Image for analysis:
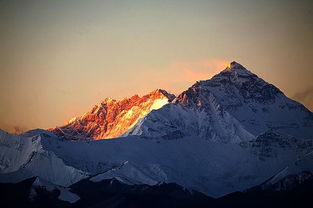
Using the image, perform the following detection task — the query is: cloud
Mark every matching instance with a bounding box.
[137,58,229,95]
[12,126,27,134]
[293,86,313,112]
[0,123,28,134]
[170,59,229,82]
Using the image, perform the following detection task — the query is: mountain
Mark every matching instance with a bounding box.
[50,61,313,142]
[0,61,313,206]
[49,89,175,140]
[125,61,313,141]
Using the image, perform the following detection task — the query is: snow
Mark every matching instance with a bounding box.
[126,61,313,142]
[0,131,89,186]
[30,177,80,203]
[58,187,80,203]
[199,66,313,139]
[125,99,255,143]
[90,161,159,186]
[266,150,313,185]
[0,122,312,198]
[150,98,169,111]
[0,62,312,198]
[49,89,175,140]
[0,130,43,173]
[1,129,311,198]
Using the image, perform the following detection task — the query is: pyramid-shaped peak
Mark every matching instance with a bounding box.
[227,61,247,70]
[218,61,254,77]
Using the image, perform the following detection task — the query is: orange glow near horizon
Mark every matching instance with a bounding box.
[171,59,230,80]
[2,59,230,134]
[1,0,313,134]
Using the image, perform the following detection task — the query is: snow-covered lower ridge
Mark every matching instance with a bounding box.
[1,129,312,198]
[240,130,313,159]
[251,150,313,191]
[0,129,43,173]
[29,177,80,203]
[0,130,89,186]
[90,161,160,186]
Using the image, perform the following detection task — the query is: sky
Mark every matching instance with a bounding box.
[0,0,313,133]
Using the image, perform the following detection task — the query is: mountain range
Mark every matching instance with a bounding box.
[0,61,312,207]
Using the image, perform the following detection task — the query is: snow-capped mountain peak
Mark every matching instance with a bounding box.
[49,89,175,140]
[1,61,313,202]
[227,61,247,70]
[220,61,254,76]
[126,62,313,140]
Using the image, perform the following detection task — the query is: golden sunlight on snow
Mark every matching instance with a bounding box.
[50,90,173,140]
[150,98,169,111]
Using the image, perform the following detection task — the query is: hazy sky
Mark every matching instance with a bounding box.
[1,0,313,133]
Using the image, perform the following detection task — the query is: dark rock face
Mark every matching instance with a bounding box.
[2,173,313,208]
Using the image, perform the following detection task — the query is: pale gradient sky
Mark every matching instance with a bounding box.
[0,0,313,133]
